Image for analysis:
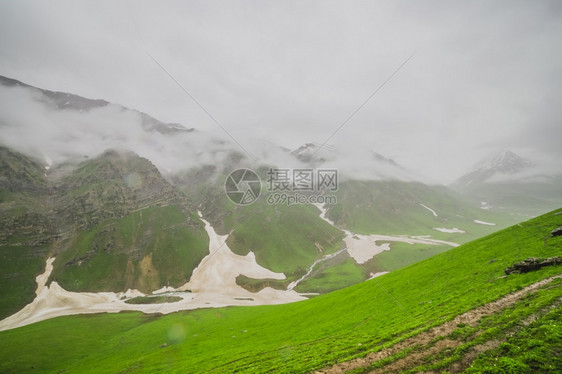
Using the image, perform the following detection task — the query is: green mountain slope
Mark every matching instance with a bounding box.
[46,150,209,293]
[0,147,53,319]
[177,170,530,294]
[176,165,346,289]
[454,177,562,217]
[326,180,520,239]
[1,208,560,373]
[0,147,209,318]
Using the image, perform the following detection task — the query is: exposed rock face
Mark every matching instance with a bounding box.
[0,147,188,245]
[552,227,562,237]
[52,149,184,231]
[0,146,207,299]
[505,257,562,275]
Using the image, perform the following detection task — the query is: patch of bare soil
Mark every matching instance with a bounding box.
[316,275,561,374]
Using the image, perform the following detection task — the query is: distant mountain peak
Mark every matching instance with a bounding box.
[454,150,535,187]
[290,143,337,163]
[476,150,534,174]
[372,151,400,167]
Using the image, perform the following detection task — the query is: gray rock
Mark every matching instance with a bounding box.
[505,256,562,275]
[552,227,562,237]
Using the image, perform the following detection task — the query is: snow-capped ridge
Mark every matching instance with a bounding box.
[453,150,536,187]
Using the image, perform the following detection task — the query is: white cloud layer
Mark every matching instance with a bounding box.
[0,0,561,183]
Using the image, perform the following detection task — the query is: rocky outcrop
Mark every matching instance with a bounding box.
[0,146,207,296]
[505,257,562,275]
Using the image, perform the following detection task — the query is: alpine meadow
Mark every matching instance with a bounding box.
[0,1,561,373]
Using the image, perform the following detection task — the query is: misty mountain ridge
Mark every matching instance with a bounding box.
[451,149,562,215]
[0,75,247,177]
[0,75,558,186]
[0,75,193,136]
[453,150,558,187]
[0,75,425,183]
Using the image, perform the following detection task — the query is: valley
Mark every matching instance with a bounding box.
[0,208,560,373]
[0,199,462,331]
[0,210,305,332]
[0,74,560,373]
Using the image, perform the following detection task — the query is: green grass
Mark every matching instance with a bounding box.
[466,313,561,373]
[0,313,155,373]
[326,180,521,240]
[394,278,562,374]
[225,200,345,278]
[236,274,289,292]
[125,296,184,305]
[0,149,53,319]
[49,205,208,293]
[0,208,560,373]
[368,242,447,271]
[179,168,346,283]
[295,257,366,293]
[0,245,49,320]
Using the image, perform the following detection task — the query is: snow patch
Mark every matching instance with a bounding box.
[0,212,306,332]
[433,227,466,234]
[419,204,438,217]
[473,219,496,226]
[369,272,389,279]
[314,204,458,266]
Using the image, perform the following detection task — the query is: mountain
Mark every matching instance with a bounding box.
[0,75,194,136]
[0,147,210,319]
[290,142,417,181]
[0,76,556,317]
[0,147,55,318]
[290,142,338,164]
[452,150,562,216]
[0,75,236,177]
[0,77,560,372]
[1,208,560,373]
[325,179,515,237]
[454,150,535,187]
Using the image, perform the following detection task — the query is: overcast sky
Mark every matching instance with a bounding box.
[0,0,561,183]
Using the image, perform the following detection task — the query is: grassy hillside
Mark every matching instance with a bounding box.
[1,208,560,373]
[178,165,346,286]
[49,205,208,292]
[47,151,210,293]
[326,180,521,239]
[225,201,345,277]
[292,179,529,293]
[0,148,53,319]
[454,177,562,217]
[0,147,209,317]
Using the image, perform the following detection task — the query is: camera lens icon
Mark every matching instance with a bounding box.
[225,168,261,205]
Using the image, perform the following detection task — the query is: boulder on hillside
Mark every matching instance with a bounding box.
[505,256,562,275]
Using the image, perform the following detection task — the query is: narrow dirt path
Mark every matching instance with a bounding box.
[315,275,561,374]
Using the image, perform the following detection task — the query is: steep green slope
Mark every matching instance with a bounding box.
[294,179,527,292]
[178,165,346,287]
[454,177,562,217]
[172,167,532,294]
[0,147,209,310]
[49,205,208,292]
[0,147,53,319]
[46,150,209,293]
[225,201,345,277]
[1,209,560,373]
[326,180,519,239]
